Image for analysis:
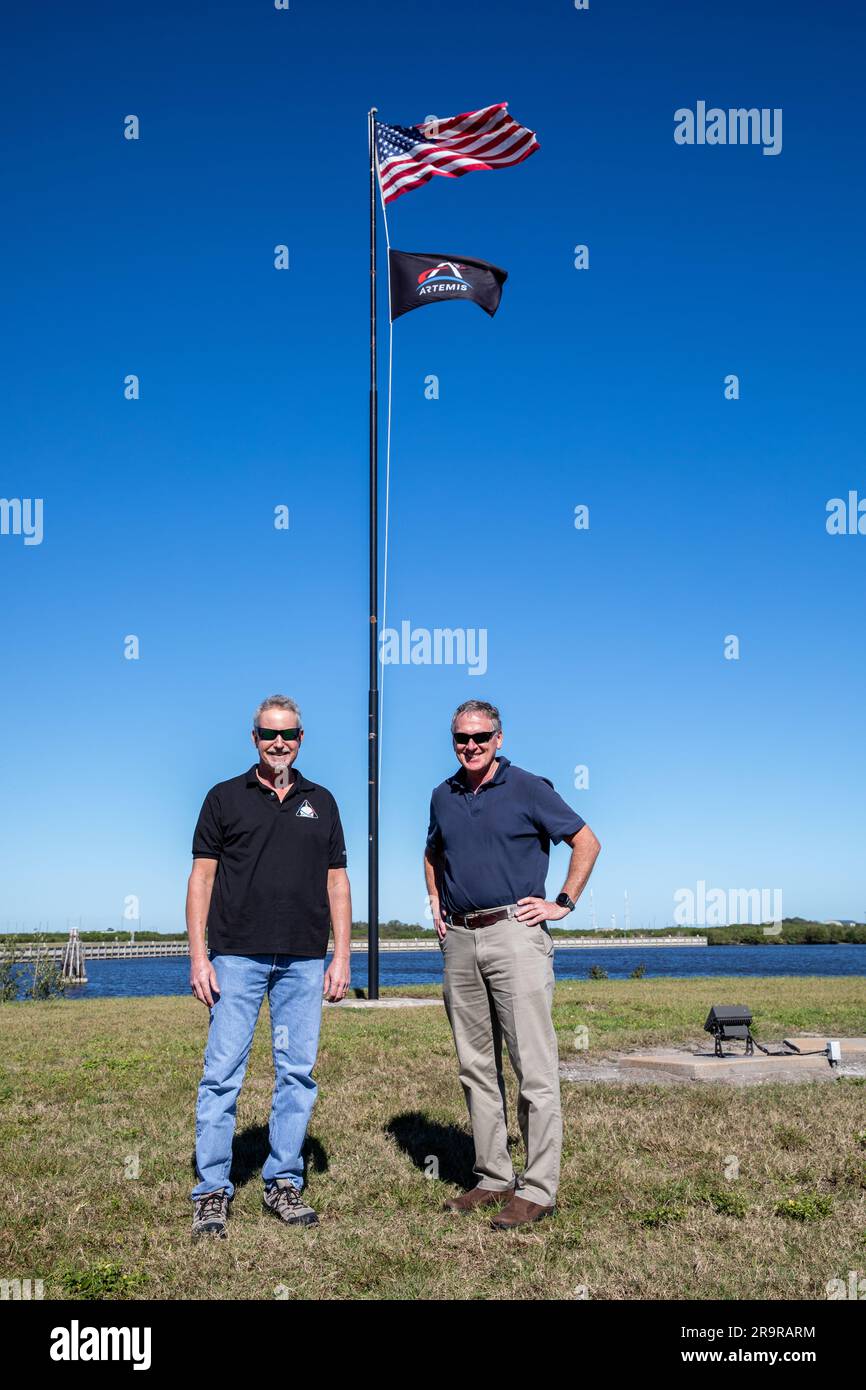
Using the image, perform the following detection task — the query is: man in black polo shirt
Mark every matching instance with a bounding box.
[187,694,351,1237]
[424,699,601,1230]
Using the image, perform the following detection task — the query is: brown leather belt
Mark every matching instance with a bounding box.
[445,905,515,929]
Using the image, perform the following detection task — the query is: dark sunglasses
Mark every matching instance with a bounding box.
[255,726,301,742]
[453,730,497,746]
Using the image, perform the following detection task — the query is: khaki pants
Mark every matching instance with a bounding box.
[440,909,561,1207]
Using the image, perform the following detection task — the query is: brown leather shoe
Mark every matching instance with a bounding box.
[490,1193,555,1230]
[442,1184,515,1214]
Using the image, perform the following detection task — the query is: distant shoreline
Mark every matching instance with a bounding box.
[4,933,866,961]
[2,919,865,954]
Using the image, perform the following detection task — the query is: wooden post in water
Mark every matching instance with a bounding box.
[60,926,87,984]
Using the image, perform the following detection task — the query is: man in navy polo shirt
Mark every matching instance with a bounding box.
[424,699,601,1230]
[186,694,351,1238]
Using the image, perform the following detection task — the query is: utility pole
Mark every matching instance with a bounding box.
[367,106,380,999]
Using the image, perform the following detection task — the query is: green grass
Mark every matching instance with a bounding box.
[1,976,864,1300]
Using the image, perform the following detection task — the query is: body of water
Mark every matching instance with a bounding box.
[30,943,866,999]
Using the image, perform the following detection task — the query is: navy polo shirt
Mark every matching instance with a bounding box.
[426,756,586,915]
[192,764,347,957]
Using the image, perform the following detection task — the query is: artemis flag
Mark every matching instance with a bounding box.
[388,251,508,322]
[375,102,539,204]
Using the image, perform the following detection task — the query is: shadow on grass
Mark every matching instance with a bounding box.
[386,1110,484,1189]
[188,1126,329,1190]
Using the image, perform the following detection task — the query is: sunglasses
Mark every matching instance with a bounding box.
[453,730,497,746]
[255,726,301,742]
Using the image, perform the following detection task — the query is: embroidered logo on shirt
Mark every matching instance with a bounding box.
[296,799,318,819]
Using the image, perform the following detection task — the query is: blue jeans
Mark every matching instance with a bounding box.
[191,952,324,1200]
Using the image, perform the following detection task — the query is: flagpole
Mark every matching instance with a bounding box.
[367,107,380,1000]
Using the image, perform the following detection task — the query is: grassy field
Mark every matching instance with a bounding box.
[1,976,865,1301]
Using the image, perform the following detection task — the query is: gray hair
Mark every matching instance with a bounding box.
[252,694,303,729]
[450,700,501,735]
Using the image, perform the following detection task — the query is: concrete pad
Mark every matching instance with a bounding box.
[619,1048,830,1083]
[324,997,444,1010]
[561,1038,866,1087]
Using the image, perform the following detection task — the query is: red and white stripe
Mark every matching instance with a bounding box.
[377,102,540,205]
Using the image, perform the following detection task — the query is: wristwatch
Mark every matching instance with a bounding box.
[555,892,576,912]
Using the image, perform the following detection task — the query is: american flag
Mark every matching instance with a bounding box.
[375,102,539,205]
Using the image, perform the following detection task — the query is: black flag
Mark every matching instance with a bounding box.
[388,250,508,321]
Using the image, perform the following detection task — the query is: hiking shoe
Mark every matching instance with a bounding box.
[191,1188,230,1239]
[263,1178,318,1227]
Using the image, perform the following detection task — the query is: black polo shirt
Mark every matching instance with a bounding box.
[192,764,347,957]
[426,756,585,916]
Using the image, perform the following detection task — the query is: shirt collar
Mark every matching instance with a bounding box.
[447,755,511,792]
[246,763,314,795]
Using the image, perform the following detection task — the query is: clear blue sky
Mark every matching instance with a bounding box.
[1,0,863,932]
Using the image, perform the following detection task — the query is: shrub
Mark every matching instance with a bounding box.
[636,1202,685,1228]
[59,1263,148,1300]
[0,957,18,1003]
[705,1187,749,1218]
[774,1194,833,1221]
[30,958,68,1000]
